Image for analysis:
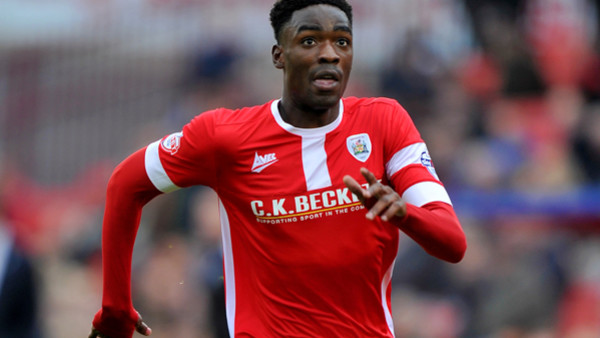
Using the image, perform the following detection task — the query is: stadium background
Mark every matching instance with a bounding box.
[1,0,599,337]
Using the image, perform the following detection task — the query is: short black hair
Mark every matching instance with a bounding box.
[270,0,353,43]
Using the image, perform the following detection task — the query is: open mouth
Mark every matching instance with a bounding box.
[313,70,340,91]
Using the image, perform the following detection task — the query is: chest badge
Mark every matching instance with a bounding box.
[346,133,372,162]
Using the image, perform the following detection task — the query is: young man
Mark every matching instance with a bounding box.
[89,0,466,337]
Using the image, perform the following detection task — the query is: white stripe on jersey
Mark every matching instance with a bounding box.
[385,142,431,179]
[302,136,332,190]
[402,181,452,207]
[386,142,451,206]
[271,99,344,191]
[219,199,236,337]
[381,255,397,337]
[145,140,180,193]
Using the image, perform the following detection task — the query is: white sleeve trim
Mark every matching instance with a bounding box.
[145,140,180,193]
[386,142,427,178]
[402,181,452,207]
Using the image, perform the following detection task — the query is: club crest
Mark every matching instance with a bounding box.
[346,133,372,162]
[161,131,183,155]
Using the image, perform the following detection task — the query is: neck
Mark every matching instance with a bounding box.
[278,99,340,128]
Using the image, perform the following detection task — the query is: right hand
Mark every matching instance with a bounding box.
[343,167,407,222]
[88,311,152,338]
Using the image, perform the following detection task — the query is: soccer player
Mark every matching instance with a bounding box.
[89,0,467,337]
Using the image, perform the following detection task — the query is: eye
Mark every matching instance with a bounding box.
[337,38,350,47]
[301,37,317,46]
[337,38,352,47]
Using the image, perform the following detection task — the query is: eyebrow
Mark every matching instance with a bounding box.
[334,25,352,35]
[297,24,322,34]
[296,24,352,35]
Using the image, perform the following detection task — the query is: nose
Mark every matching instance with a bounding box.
[318,41,340,64]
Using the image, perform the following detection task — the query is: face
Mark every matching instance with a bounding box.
[272,5,353,112]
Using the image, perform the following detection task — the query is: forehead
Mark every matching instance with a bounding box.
[285,4,351,35]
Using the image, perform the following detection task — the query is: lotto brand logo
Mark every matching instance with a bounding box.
[251,152,278,173]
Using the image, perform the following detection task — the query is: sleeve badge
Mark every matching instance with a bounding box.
[160,131,183,155]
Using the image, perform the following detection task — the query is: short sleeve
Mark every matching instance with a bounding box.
[145,110,222,192]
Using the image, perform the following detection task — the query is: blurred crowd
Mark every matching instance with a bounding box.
[1,0,600,337]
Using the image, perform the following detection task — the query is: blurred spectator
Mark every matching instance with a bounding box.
[465,219,566,335]
[581,53,600,102]
[524,0,596,88]
[0,223,42,338]
[464,0,524,50]
[557,238,600,336]
[379,31,441,124]
[0,149,42,338]
[573,103,600,182]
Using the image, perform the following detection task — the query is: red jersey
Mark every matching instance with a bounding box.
[143,97,456,337]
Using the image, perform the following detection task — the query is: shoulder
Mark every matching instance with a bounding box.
[194,101,273,125]
[343,96,410,119]
[344,96,400,108]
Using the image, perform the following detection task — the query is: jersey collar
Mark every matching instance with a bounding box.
[270,99,344,137]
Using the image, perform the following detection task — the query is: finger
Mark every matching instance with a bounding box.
[365,181,392,201]
[365,191,399,220]
[136,321,152,336]
[135,315,152,336]
[360,168,385,199]
[88,327,103,338]
[342,175,367,202]
[360,167,379,186]
[380,200,407,222]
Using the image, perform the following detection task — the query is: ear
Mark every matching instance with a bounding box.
[272,45,284,69]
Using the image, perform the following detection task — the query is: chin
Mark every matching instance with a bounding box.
[310,93,342,109]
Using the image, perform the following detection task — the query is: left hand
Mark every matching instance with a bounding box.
[88,327,109,338]
[343,167,407,222]
[88,311,151,338]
